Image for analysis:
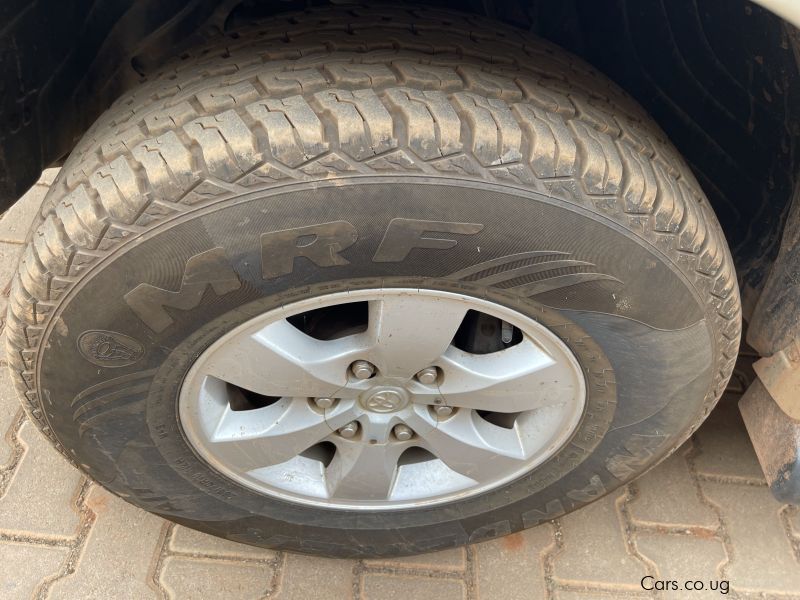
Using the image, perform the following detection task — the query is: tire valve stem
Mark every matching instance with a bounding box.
[501,320,514,344]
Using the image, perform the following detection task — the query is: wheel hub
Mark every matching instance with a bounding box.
[359,387,409,413]
[179,288,586,510]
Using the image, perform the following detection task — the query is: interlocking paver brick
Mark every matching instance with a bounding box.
[46,485,163,599]
[553,590,650,600]
[0,242,22,294]
[0,169,57,244]
[699,480,800,594]
[169,525,278,559]
[629,443,717,530]
[362,573,465,600]
[791,506,800,539]
[474,526,552,599]
[365,547,466,571]
[635,532,727,600]
[0,421,82,539]
[692,396,764,482]
[0,541,69,600]
[0,367,22,467]
[0,240,25,466]
[36,169,58,187]
[160,556,276,599]
[553,488,646,589]
[275,553,355,599]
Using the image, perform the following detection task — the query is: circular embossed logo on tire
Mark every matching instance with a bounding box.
[77,330,145,367]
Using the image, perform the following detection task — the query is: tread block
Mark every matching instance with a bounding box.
[313,89,397,160]
[513,103,576,178]
[617,142,657,214]
[324,63,397,87]
[184,110,259,181]
[458,66,522,101]
[384,88,462,160]
[196,81,260,112]
[32,217,72,278]
[257,67,328,96]
[452,92,522,166]
[516,76,575,116]
[365,149,420,172]
[144,101,198,136]
[55,185,108,250]
[571,121,623,195]
[652,163,686,233]
[131,132,198,201]
[246,96,328,167]
[89,156,145,223]
[392,61,462,91]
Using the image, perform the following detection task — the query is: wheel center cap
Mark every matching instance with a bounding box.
[359,387,409,413]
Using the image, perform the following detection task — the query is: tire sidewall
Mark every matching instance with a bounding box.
[36,176,717,555]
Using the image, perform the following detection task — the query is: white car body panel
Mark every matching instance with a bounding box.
[756,0,800,28]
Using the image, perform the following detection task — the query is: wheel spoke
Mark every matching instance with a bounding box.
[414,339,580,413]
[366,294,468,378]
[204,397,340,471]
[202,319,366,398]
[325,439,404,501]
[417,409,528,481]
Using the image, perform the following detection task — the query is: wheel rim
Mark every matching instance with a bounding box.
[178,288,586,510]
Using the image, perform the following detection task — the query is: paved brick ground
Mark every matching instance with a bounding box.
[1,172,799,599]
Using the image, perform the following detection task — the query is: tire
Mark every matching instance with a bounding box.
[7,5,741,557]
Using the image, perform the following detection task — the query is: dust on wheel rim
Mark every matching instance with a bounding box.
[178,288,587,510]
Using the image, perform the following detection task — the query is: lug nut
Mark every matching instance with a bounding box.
[434,405,453,417]
[351,360,376,380]
[393,424,414,441]
[415,366,439,385]
[338,422,359,438]
[314,397,334,409]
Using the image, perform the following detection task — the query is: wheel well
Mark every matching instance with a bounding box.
[1,0,798,293]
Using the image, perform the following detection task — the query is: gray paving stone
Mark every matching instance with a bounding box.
[275,553,355,599]
[629,443,718,530]
[0,227,27,466]
[169,525,278,560]
[693,396,764,482]
[553,589,650,600]
[362,573,465,600]
[47,485,164,600]
[699,480,800,594]
[0,421,82,539]
[791,506,800,539]
[635,532,728,600]
[553,488,647,589]
[0,170,55,244]
[365,547,466,571]
[0,240,23,293]
[0,365,23,467]
[160,555,275,599]
[36,168,59,187]
[0,540,69,600]
[474,525,553,599]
